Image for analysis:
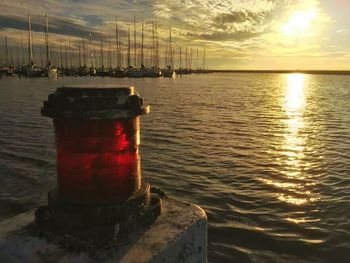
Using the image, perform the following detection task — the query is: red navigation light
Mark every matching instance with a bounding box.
[41,86,149,204]
[55,117,140,203]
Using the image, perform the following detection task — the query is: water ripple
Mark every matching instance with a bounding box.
[0,74,349,262]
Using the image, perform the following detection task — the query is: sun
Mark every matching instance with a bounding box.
[282,9,317,36]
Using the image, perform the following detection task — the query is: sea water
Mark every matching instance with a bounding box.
[0,73,349,262]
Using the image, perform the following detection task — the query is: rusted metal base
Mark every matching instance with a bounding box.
[34,181,161,249]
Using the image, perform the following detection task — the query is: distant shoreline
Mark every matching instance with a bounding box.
[208,70,350,76]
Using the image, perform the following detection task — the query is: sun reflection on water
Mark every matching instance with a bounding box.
[275,74,318,207]
[281,74,306,179]
[259,73,321,211]
[285,74,306,112]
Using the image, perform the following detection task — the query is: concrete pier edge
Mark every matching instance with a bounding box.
[0,197,207,263]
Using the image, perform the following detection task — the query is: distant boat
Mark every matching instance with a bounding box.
[96,66,110,77]
[89,66,97,77]
[147,68,162,78]
[48,67,57,79]
[162,66,176,78]
[131,66,162,78]
[25,64,44,77]
[113,68,126,78]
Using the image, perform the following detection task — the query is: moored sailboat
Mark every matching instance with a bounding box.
[163,28,176,78]
[25,13,44,77]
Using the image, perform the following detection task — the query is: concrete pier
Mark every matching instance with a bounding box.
[0,197,207,263]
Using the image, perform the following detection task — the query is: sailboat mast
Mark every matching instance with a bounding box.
[0,42,2,67]
[203,45,206,69]
[45,14,50,68]
[127,25,131,68]
[89,33,93,67]
[69,39,72,69]
[156,24,160,68]
[119,40,123,67]
[40,46,44,67]
[16,45,19,68]
[59,41,62,68]
[94,45,97,67]
[133,16,136,68]
[138,42,141,67]
[190,47,193,70]
[4,36,8,67]
[64,42,68,68]
[21,38,25,65]
[10,47,13,67]
[169,28,173,69]
[78,43,81,68]
[109,34,112,69]
[28,13,33,67]
[100,32,104,68]
[82,36,86,67]
[152,22,155,68]
[141,20,144,67]
[115,16,119,68]
[179,47,182,69]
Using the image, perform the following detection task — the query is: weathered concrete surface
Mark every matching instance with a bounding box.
[0,198,207,263]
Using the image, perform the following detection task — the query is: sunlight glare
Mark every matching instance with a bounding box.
[282,9,317,36]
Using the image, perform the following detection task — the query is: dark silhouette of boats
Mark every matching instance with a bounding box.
[0,14,211,79]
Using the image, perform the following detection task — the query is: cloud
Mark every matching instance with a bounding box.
[213,10,266,25]
[152,0,294,44]
[79,15,104,27]
[187,30,263,41]
[0,0,154,24]
[0,14,102,40]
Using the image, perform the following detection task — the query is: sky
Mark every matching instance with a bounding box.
[0,0,349,69]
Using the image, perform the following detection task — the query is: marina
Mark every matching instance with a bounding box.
[0,14,209,79]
